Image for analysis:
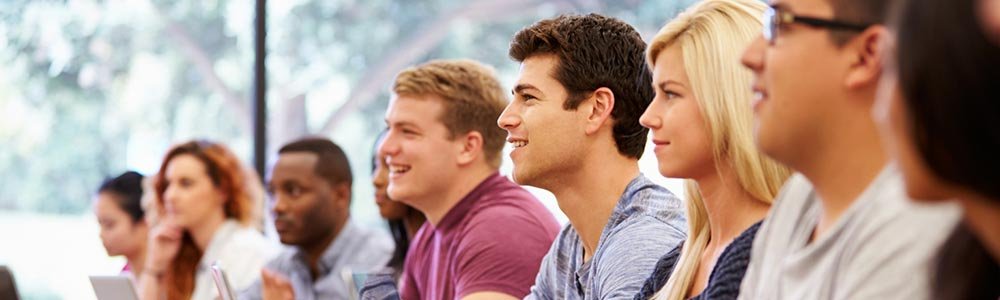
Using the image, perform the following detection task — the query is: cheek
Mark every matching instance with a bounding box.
[102,224,126,247]
[660,103,715,177]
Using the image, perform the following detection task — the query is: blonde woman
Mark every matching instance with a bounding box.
[634,0,790,299]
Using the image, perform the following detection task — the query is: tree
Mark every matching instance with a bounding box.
[0,0,695,214]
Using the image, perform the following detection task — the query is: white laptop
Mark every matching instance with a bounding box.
[89,275,139,300]
[210,261,237,300]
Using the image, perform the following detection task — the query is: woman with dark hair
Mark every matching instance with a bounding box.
[139,140,277,300]
[371,131,426,278]
[875,0,1000,298]
[94,171,148,278]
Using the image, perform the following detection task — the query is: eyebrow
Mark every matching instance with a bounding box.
[655,80,686,91]
[512,84,544,97]
[386,119,421,129]
[770,2,790,10]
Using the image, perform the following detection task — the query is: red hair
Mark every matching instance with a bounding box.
[151,140,262,299]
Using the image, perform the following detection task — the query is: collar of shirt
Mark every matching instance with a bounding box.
[290,218,362,278]
[433,172,504,231]
[199,219,242,271]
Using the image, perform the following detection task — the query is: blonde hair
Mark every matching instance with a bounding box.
[647,1,791,299]
[392,59,509,168]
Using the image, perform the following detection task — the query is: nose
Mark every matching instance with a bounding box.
[741,35,767,72]
[378,132,400,159]
[271,193,288,215]
[372,160,388,188]
[163,184,178,209]
[639,97,663,130]
[497,102,521,130]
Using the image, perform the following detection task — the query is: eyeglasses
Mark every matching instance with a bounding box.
[764,5,873,44]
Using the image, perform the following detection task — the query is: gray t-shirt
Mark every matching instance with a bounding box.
[738,167,961,300]
[526,174,687,300]
[239,220,394,300]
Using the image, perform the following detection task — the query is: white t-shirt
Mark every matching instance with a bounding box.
[191,220,278,300]
[738,166,961,300]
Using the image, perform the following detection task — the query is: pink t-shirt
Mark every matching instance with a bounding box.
[400,173,560,300]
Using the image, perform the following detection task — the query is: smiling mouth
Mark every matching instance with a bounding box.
[508,139,528,148]
[389,165,411,175]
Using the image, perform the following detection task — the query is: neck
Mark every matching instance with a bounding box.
[126,244,147,276]
[301,218,346,278]
[190,211,227,251]
[695,164,770,247]
[958,194,1000,263]
[545,147,639,261]
[419,165,495,226]
[403,210,426,239]
[795,114,887,240]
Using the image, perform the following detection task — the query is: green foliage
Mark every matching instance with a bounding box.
[0,0,696,214]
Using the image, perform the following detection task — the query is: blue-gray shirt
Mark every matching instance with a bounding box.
[239,219,394,300]
[526,174,687,300]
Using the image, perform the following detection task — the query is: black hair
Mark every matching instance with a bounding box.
[372,129,410,270]
[97,171,146,223]
[827,0,893,45]
[278,137,353,187]
[892,0,1000,298]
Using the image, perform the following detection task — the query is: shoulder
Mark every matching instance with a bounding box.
[712,222,763,281]
[843,169,961,251]
[229,226,277,251]
[463,186,559,236]
[752,173,814,245]
[605,211,686,251]
[260,247,299,272]
[768,173,815,213]
[843,172,961,258]
[351,222,395,250]
[634,245,683,300]
[616,176,687,233]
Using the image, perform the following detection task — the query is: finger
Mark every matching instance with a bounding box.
[274,275,292,288]
[261,269,274,286]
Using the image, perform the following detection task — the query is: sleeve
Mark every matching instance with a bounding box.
[593,216,685,300]
[226,235,279,291]
[399,252,421,300]
[736,217,773,300]
[453,206,556,299]
[525,230,564,300]
[736,176,802,300]
[237,279,263,300]
[236,247,283,300]
[836,202,961,300]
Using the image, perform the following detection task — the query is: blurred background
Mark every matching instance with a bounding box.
[0,0,696,298]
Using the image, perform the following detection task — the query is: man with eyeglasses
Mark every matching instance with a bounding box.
[737,0,961,299]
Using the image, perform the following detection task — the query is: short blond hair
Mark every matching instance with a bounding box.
[392,59,509,168]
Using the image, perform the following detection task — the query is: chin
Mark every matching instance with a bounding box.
[278,236,297,245]
[512,171,535,186]
[387,191,410,203]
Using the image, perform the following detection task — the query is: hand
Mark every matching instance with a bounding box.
[145,220,184,276]
[261,269,295,300]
